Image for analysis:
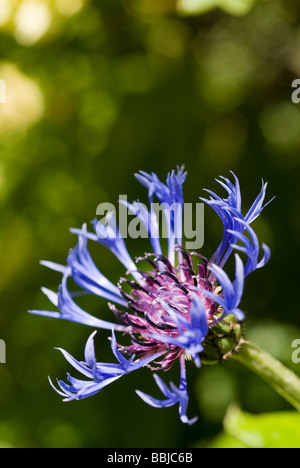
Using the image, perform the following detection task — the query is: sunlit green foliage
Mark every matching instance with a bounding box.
[207,407,300,448]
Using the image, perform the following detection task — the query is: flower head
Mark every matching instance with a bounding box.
[31,168,272,424]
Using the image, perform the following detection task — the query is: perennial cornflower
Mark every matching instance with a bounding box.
[31,168,273,424]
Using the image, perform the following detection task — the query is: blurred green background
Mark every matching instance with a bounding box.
[0,0,300,448]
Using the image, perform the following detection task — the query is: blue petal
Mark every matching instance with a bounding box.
[200,255,246,321]
[209,263,235,308]
[190,295,208,336]
[40,261,68,274]
[67,226,127,306]
[71,215,141,283]
[135,166,187,264]
[40,287,58,307]
[135,390,175,409]
[110,330,132,369]
[201,174,273,269]
[228,218,271,276]
[32,269,125,331]
[51,331,165,402]
[57,375,121,401]
[257,243,271,269]
[246,181,275,225]
[136,358,197,425]
[153,374,176,399]
[55,347,93,379]
[119,200,162,255]
[84,331,98,369]
[233,254,245,308]
[147,296,208,368]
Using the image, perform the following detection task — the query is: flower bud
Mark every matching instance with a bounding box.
[200,314,242,364]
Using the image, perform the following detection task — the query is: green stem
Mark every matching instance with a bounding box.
[232,340,300,412]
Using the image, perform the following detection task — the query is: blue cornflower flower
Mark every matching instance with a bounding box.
[31,168,272,424]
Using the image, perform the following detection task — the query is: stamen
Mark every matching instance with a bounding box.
[144,313,177,331]
[157,271,180,283]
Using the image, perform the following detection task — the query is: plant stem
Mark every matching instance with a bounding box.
[232,340,300,411]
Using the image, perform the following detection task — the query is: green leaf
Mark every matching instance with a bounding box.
[224,406,300,448]
[206,433,248,448]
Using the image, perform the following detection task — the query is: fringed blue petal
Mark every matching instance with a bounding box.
[119,200,162,255]
[136,357,197,425]
[71,214,141,283]
[201,173,273,268]
[67,225,127,306]
[246,181,275,225]
[202,254,246,321]
[50,331,164,401]
[30,269,125,331]
[228,218,271,276]
[135,166,187,264]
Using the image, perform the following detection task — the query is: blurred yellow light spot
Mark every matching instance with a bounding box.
[260,102,300,170]
[14,0,52,46]
[177,0,216,15]
[0,79,6,103]
[55,0,85,16]
[218,0,257,16]
[0,0,12,26]
[260,102,300,149]
[196,40,257,110]
[0,63,45,137]
[177,0,257,15]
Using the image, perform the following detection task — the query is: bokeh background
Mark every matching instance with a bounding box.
[0,0,300,448]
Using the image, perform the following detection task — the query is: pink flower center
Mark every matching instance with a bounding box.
[109,248,219,371]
